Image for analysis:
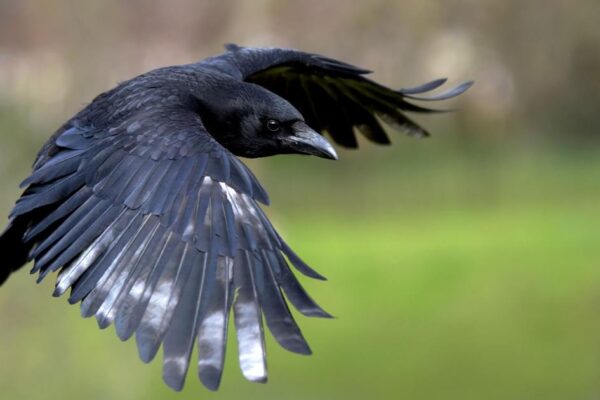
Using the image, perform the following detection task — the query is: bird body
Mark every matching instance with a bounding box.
[0,44,471,391]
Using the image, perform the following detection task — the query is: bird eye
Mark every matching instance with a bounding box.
[266,119,281,132]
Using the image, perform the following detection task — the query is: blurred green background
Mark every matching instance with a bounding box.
[1,1,599,399]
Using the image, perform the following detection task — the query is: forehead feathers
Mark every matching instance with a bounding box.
[235,84,303,122]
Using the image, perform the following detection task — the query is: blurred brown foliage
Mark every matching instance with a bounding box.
[0,0,598,142]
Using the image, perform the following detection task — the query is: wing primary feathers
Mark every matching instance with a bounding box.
[399,80,474,101]
[233,249,267,383]
[365,83,445,114]
[398,78,448,94]
[254,251,311,355]
[279,239,327,281]
[340,84,431,137]
[162,251,207,391]
[376,112,429,138]
[197,255,234,391]
[270,251,332,318]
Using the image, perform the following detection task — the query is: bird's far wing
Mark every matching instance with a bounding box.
[225,44,472,147]
[11,107,331,391]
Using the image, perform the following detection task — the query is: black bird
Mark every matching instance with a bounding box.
[0,44,471,391]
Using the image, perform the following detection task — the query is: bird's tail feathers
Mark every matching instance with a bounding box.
[0,217,31,286]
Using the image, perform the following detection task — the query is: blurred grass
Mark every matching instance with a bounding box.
[1,132,599,399]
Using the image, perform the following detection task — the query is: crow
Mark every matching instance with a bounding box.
[0,44,471,391]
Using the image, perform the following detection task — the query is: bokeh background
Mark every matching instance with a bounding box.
[1,1,599,399]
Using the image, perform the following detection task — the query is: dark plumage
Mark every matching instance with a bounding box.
[0,44,471,391]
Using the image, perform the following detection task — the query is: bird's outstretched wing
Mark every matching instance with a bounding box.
[9,106,330,391]
[223,43,472,147]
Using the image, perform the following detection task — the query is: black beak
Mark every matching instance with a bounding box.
[285,121,338,160]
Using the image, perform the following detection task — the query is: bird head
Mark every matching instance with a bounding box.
[199,82,338,160]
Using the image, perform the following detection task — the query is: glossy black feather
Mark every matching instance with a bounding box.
[255,253,312,355]
[30,196,107,263]
[79,211,148,319]
[233,249,267,382]
[270,251,332,318]
[23,186,91,242]
[162,250,207,391]
[197,255,233,391]
[399,78,448,94]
